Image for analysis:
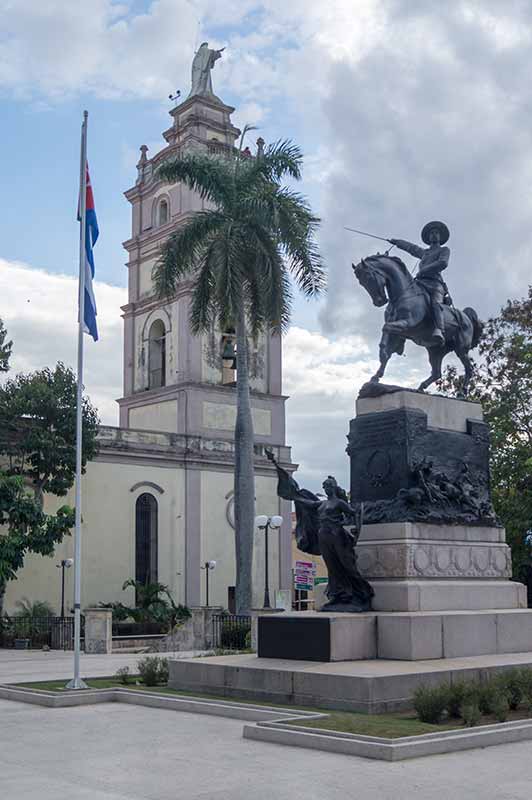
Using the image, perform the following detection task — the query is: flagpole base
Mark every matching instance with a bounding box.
[66,677,89,690]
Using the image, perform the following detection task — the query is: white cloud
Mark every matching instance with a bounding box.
[3,0,532,487]
[283,325,426,489]
[0,258,126,424]
[0,0,384,104]
[0,258,404,490]
[0,0,199,100]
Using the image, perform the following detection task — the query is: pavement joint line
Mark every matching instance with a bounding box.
[4,682,532,761]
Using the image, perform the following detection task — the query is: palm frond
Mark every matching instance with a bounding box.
[269,187,326,297]
[249,243,292,335]
[152,211,226,298]
[157,154,234,206]
[235,138,303,193]
[188,243,218,334]
[213,226,249,324]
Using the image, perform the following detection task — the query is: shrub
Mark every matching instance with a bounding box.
[461,702,481,727]
[115,666,131,685]
[477,681,500,715]
[14,598,55,618]
[492,693,509,723]
[413,684,450,724]
[137,656,169,686]
[98,602,131,622]
[220,620,250,650]
[447,682,476,718]
[518,668,532,711]
[498,671,523,710]
[157,658,169,684]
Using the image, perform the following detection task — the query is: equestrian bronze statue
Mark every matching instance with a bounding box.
[352,221,482,394]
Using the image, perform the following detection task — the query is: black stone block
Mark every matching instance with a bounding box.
[258,615,331,661]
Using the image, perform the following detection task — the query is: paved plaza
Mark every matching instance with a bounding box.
[1,696,532,800]
[0,648,200,685]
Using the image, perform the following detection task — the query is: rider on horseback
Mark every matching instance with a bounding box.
[389,221,450,346]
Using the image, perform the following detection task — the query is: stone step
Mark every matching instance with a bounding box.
[257,608,532,662]
[168,649,532,714]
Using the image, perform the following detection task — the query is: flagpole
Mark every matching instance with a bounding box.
[67,110,89,690]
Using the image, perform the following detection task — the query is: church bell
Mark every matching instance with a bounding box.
[221,339,237,370]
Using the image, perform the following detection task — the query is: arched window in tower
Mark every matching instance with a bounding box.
[135,493,158,588]
[158,198,169,226]
[148,319,166,389]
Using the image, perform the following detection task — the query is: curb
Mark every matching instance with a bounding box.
[243,716,532,761]
[0,684,319,722]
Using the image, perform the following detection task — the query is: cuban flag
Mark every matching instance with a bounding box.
[79,165,99,341]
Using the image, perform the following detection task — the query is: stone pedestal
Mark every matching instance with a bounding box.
[256,608,532,661]
[347,391,524,614]
[159,606,223,652]
[355,521,524,611]
[348,391,495,527]
[258,612,376,661]
[84,608,112,654]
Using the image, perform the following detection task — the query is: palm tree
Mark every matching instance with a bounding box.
[153,136,325,614]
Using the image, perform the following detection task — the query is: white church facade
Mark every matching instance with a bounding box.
[4,87,295,614]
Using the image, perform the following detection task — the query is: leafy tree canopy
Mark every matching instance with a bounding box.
[0,319,12,373]
[0,362,99,503]
[0,360,100,612]
[439,286,532,571]
[0,472,74,592]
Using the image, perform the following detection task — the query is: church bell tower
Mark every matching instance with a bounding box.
[118,60,286,453]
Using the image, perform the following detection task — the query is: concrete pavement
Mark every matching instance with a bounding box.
[1,698,532,799]
[0,648,203,685]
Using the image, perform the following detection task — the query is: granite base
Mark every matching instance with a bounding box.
[257,609,532,661]
[168,651,532,714]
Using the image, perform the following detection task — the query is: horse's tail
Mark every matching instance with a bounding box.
[463,307,483,349]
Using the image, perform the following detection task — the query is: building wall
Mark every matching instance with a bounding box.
[129,400,178,433]
[199,470,283,608]
[4,459,186,614]
[3,457,288,616]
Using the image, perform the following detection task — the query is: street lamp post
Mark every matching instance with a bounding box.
[201,560,217,606]
[255,515,283,609]
[56,558,74,617]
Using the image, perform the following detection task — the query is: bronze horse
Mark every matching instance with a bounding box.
[353,253,482,394]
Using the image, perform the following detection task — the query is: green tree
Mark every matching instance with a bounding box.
[153,137,325,613]
[0,319,12,373]
[0,473,74,613]
[0,362,99,507]
[439,286,532,572]
[120,578,191,628]
[0,362,100,612]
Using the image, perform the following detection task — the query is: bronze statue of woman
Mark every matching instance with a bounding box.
[266,452,374,612]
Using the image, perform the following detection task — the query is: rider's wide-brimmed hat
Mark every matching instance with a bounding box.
[421,220,450,245]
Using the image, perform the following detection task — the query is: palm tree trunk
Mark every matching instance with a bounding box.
[234,302,255,615]
[0,581,6,618]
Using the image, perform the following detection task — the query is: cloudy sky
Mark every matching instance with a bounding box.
[1,0,532,489]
